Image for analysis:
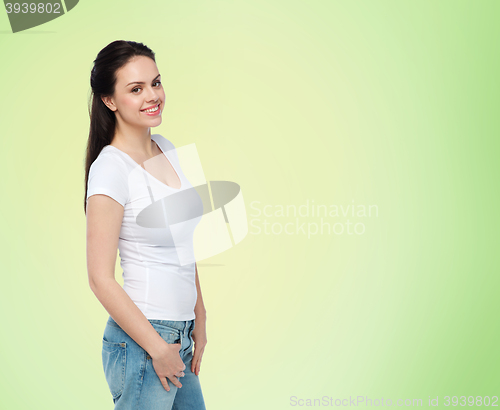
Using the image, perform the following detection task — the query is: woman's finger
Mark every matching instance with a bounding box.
[192,346,205,375]
[160,377,170,392]
[192,345,201,373]
[195,355,203,376]
[167,375,183,389]
[191,346,200,373]
[192,354,200,374]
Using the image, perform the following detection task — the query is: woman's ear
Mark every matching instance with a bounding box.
[101,96,116,112]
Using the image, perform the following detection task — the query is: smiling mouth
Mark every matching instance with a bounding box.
[141,103,160,113]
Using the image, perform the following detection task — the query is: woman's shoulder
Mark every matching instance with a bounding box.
[90,146,129,174]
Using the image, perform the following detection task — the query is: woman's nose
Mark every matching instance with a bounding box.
[148,87,160,101]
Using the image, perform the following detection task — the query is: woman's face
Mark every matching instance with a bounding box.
[103,56,165,129]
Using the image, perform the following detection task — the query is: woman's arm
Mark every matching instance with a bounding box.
[86,194,185,390]
[192,263,207,375]
[194,263,207,319]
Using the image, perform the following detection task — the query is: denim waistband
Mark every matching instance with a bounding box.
[148,318,194,334]
[107,315,194,335]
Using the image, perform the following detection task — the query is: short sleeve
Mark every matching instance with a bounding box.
[86,153,129,207]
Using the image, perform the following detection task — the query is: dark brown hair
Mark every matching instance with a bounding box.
[83,40,156,214]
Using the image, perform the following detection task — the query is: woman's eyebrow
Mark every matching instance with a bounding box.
[126,74,161,87]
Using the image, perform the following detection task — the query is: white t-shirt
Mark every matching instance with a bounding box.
[86,134,203,321]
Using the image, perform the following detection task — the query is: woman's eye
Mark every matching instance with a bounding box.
[132,82,160,93]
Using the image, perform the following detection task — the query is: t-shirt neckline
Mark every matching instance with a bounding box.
[105,135,183,191]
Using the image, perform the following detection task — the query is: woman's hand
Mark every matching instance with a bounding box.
[191,315,207,376]
[150,342,186,391]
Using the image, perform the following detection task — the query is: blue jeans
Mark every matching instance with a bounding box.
[102,315,206,410]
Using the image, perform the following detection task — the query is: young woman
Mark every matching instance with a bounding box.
[84,40,207,409]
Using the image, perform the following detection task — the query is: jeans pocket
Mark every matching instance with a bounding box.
[102,338,127,400]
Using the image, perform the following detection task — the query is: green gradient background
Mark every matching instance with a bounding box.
[0,1,498,409]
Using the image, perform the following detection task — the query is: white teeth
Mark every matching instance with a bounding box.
[143,104,159,113]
